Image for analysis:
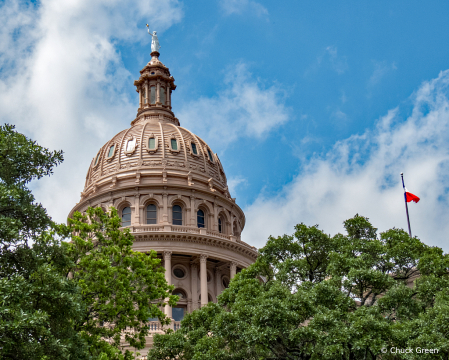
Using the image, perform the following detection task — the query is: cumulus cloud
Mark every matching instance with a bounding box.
[178,62,291,147]
[243,70,449,252]
[0,0,183,224]
[219,0,268,17]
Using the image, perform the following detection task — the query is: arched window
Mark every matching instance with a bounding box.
[197,209,205,228]
[148,137,156,149]
[218,217,222,233]
[173,205,182,225]
[150,86,156,104]
[122,207,131,227]
[146,204,157,224]
[191,142,198,155]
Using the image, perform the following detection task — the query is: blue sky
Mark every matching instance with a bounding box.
[1,0,449,250]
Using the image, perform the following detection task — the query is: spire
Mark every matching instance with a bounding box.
[133,28,177,124]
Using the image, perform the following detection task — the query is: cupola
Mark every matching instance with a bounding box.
[133,50,178,124]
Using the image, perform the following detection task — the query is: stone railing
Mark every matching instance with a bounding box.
[146,320,181,333]
[148,321,163,333]
[125,225,257,252]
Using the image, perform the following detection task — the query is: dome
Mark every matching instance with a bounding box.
[82,120,231,202]
[69,47,256,356]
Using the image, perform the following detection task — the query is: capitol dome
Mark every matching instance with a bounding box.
[69,49,257,355]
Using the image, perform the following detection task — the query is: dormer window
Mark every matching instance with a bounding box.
[107,144,115,159]
[124,137,136,156]
[191,142,198,155]
[126,139,136,152]
[171,138,178,151]
[94,152,100,166]
[145,134,158,153]
[207,148,214,162]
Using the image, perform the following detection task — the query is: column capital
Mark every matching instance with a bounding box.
[200,254,208,263]
[163,251,172,260]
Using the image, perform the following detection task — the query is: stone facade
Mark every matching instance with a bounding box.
[68,51,258,357]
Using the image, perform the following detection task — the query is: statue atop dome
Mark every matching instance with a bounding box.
[146,24,161,53]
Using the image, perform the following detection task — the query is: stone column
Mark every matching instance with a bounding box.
[145,81,149,106]
[190,195,196,226]
[139,88,142,108]
[215,267,221,298]
[156,80,161,105]
[162,192,168,224]
[133,194,140,225]
[190,262,198,311]
[200,254,208,307]
[230,261,237,279]
[164,251,172,318]
[167,85,171,108]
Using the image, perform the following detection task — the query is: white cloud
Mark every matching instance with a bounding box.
[243,70,449,252]
[178,62,291,147]
[0,0,183,224]
[219,0,268,17]
[227,176,247,197]
[368,60,397,87]
[306,45,348,76]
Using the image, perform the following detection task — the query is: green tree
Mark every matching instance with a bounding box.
[0,124,89,359]
[148,215,449,360]
[58,207,178,360]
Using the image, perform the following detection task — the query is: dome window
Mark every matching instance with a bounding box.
[197,209,205,228]
[146,204,157,224]
[145,134,158,153]
[207,148,214,162]
[172,205,182,225]
[191,142,198,155]
[94,152,100,166]
[218,217,222,233]
[170,138,178,151]
[121,207,131,227]
[125,138,136,156]
[107,144,115,159]
[150,86,156,104]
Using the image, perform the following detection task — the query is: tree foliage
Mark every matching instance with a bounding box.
[149,215,449,360]
[0,124,175,360]
[58,207,178,360]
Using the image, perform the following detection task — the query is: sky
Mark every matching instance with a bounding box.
[1,0,449,251]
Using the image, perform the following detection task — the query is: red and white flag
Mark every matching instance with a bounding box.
[404,187,420,203]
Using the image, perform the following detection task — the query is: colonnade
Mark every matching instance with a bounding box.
[163,251,237,318]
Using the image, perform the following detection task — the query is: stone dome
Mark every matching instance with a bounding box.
[82,118,231,202]
[69,49,256,356]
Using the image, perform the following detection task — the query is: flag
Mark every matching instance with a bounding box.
[405,187,420,203]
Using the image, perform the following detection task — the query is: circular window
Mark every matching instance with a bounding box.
[173,267,185,279]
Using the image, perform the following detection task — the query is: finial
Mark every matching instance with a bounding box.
[146,24,161,54]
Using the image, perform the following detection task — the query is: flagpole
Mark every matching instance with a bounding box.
[400,172,412,237]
